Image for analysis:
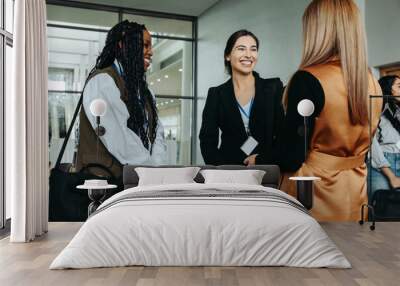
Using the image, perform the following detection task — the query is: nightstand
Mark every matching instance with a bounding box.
[289,176,321,210]
[77,184,117,216]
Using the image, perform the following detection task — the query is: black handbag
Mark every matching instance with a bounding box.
[48,94,122,222]
[371,189,400,221]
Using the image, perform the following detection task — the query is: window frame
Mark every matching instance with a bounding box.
[0,0,14,232]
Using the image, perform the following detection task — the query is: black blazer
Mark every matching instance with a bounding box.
[199,72,284,165]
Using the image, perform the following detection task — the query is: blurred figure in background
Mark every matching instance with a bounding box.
[368,75,400,198]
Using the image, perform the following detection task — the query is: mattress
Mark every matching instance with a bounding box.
[50,183,351,269]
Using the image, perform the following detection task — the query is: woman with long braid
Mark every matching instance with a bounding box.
[76,20,166,180]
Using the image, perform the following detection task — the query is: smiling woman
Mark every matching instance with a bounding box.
[75,20,166,182]
[224,30,259,77]
[199,30,284,166]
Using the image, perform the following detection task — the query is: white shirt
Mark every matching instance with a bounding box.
[239,100,252,132]
[370,109,400,169]
[82,65,167,165]
[238,98,254,134]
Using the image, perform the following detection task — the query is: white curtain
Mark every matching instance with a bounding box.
[9,0,48,242]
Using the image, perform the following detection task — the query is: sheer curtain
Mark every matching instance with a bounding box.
[8,0,48,242]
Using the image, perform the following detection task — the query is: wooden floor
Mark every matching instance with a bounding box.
[0,222,399,286]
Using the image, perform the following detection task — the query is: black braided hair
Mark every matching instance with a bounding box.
[87,20,158,151]
[377,75,400,143]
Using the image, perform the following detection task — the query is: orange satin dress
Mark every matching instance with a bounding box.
[281,62,382,221]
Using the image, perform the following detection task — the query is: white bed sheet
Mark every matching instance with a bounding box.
[50,183,351,269]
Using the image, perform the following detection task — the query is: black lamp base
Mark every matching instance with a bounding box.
[296,180,314,210]
[95,126,106,136]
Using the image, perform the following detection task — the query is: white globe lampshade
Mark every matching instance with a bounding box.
[90,99,107,117]
[297,99,315,117]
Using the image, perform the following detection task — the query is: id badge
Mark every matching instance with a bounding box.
[240,136,258,156]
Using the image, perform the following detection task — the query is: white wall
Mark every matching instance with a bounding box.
[195,0,309,163]
[356,0,366,21]
[197,0,310,90]
[366,0,400,67]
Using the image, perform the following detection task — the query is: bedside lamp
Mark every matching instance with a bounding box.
[90,99,107,162]
[90,99,107,137]
[289,99,319,210]
[297,99,315,161]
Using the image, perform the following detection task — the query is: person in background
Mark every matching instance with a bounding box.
[369,75,400,198]
[76,20,166,180]
[279,0,382,221]
[199,30,284,166]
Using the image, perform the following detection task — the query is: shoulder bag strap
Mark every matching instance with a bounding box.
[54,94,83,169]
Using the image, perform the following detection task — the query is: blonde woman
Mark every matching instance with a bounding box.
[279,0,382,221]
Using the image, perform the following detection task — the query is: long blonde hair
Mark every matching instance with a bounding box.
[284,0,369,125]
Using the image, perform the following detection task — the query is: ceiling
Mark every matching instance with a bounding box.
[67,0,220,16]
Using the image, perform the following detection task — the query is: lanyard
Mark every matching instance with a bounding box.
[112,62,123,76]
[237,97,254,119]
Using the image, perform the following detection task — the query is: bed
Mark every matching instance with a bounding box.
[50,165,350,269]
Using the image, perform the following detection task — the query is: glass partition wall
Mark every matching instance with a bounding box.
[46,1,197,168]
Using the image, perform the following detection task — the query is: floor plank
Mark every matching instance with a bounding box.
[0,222,399,286]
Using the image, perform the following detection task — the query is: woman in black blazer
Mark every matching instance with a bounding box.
[199,30,284,166]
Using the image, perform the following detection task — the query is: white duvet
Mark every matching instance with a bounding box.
[50,183,351,269]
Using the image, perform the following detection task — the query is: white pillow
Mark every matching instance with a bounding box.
[200,169,266,185]
[135,167,201,186]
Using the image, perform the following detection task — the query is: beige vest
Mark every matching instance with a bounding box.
[281,61,383,221]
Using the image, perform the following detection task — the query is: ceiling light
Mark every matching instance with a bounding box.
[170,100,174,103]
[164,75,169,79]
[150,82,154,85]
[178,68,183,72]
[157,78,161,82]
